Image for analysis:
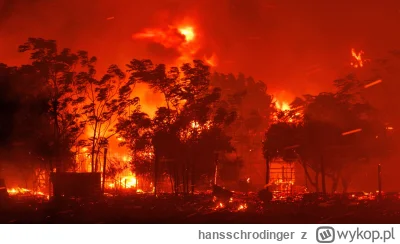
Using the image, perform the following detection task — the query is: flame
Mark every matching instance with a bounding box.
[204,53,218,67]
[275,100,290,111]
[214,202,225,209]
[191,121,200,129]
[178,26,195,42]
[350,48,367,68]
[106,171,139,190]
[237,203,247,211]
[133,22,216,67]
[7,187,49,199]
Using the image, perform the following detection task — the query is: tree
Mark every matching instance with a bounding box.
[263,74,388,193]
[211,72,273,184]
[118,59,237,194]
[77,61,137,172]
[18,38,89,172]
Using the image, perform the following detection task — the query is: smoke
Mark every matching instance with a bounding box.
[1,0,400,104]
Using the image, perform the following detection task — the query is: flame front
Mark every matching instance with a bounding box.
[275,100,290,111]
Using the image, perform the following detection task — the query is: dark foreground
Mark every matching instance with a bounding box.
[1,192,400,224]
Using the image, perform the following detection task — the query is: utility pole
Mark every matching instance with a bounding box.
[214,152,219,185]
[265,154,270,190]
[102,147,108,193]
[320,155,326,195]
[378,164,382,201]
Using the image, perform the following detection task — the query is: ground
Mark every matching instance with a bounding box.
[1,193,400,223]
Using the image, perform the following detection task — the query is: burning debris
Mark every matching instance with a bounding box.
[212,185,233,203]
[342,128,362,136]
[364,79,382,88]
[350,48,368,68]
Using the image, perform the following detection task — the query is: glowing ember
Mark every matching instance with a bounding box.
[214,202,225,209]
[237,203,247,211]
[342,128,362,136]
[350,48,367,68]
[191,121,200,129]
[364,79,382,88]
[7,187,49,199]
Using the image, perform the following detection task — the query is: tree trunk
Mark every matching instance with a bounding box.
[315,172,320,192]
[102,148,107,193]
[169,174,174,194]
[265,154,270,188]
[174,164,178,194]
[331,174,339,193]
[296,153,318,191]
[320,156,326,195]
[191,159,195,195]
[154,153,158,195]
[341,176,349,193]
[52,100,61,172]
[91,122,98,172]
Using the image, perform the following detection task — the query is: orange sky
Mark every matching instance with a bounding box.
[1,0,400,106]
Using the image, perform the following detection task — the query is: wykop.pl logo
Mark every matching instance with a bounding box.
[316,226,335,243]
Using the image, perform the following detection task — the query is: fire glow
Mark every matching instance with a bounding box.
[133,22,216,67]
[350,48,368,68]
[342,128,362,136]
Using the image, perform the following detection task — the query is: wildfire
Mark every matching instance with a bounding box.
[133,22,216,67]
[107,172,138,190]
[350,48,367,68]
[237,203,247,211]
[7,187,48,199]
[181,120,212,139]
[214,202,225,209]
[178,26,195,42]
[204,53,218,67]
[275,100,290,111]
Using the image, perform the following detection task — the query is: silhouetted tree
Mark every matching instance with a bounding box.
[119,60,236,194]
[77,61,137,172]
[18,38,89,171]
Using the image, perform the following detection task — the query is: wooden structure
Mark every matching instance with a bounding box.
[269,158,295,194]
[50,172,101,198]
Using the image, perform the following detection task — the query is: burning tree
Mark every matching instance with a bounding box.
[210,73,273,183]
[263,75,387,193]
[117,59,236,194]
[76,61,138,172]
